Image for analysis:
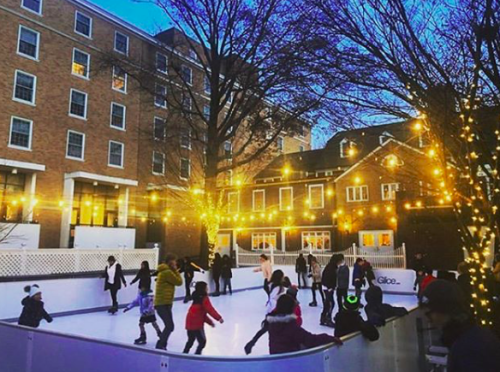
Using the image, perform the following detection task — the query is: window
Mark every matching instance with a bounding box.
[75,12,92,38]
[69,89,88,119]
[309,184,324,209]
[109,103,126,130]
[203,105,210,121]
[72,49,90,79]
[154,117,166,141]
[21,0,42,14]
[112,66,127,93]
[277,137,284,152]
[359,230,394,249]
[0,171,26,222]
[346,185,369,202]
[66,130,85,160]
[302,231,331,251]
[181,65,192,85]
[279,187,293,211]
[297,124,305,137]
[189,48,198,61]
[17,26,40,60]
[224,141,232,159]
[253,190,265,212]
[180,128,191,149]
[13,70,36,105]
[227,192,240,213]
[156,53,167,74]
[9,117,32,150]
[418,133,430,148]
[180,158,190,179]
[340,138,355,158]
[108,141,124,168]
[381,183,399,201]
[204,76,211,94]
[182,95,192,117]
[362,233,375,248]
[379,131,393,145]
[252,233,276,250]
[155,84,167,108]
[299,145,305,152]
[114,32,129,55]
[225,170,233,186]
[71,181,119,227]
[152,152,165,175]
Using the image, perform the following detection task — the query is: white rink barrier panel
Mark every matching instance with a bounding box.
[0,309,422,372]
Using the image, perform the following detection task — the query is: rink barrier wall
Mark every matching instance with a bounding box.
[0,266,417,321]
[0,307,424,372]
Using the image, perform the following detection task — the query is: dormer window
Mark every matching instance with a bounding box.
[340,138,356,158]
[379,131,393,145]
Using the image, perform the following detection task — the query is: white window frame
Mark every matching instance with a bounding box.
[152,151,165,175]
[340,138,355,158]
[9,116,33,151]
[299,145,305,152]
[226,169,233,186]
[112,66,128,94]
[381,183,400,201]
[153,117,166,141]
[21,0,43,15]
[203,105,210,121]
[180,128,192,150]
[74,11,93,39]
[279,187,294,211]
[277,136,284,152]
[308,184,324,209]
[223,140,232,158]
[302,231,331,251]
[155,84,167,108]
[114,31,129,56]
[156,53,168,75]
[180,158,191,180]
[252,189,266,212]
[12,70,37,106]
[359,230,394,249]
[68,88,88,120]
[346,185,369,202]
[379,131,393,145]
[181,65,193,85]
[66,130,85,161]
[108,140,124,168]
[204,75,211,94]
[71,48,90,79]
[17,25,40,61]
[251,232,277,251]
[227,191,240,214]
[110,102,126,131]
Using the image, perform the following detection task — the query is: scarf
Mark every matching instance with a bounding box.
[107,263,117,285]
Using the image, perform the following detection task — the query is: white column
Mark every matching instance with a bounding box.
[118,187,129,227]
[23,173,37,222]
[281,228,286,252]
[233,230,239,267]
[59,177,75,248]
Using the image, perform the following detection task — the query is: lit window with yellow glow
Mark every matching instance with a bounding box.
[72,49,90,79]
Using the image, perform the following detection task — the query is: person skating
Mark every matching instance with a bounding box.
[334,295,379,341]
[183,281,224,355]
[419,268,437,301]
[123,285,161,345]
[364,285,408,326]
[211,253,223,296]
[267,294,343,355]
[422,280,500,372]
[295,253,308,289]
[336,254,350,311]
[363,259,375,287]
[130,260,152,292]
[352,258,365,301]
[221,254,233,295]
[154,254,183,350]
[104,255,127,314]
[179,257,204,303]
[309,256,324,307]
[253,254,272,295]
[320,254,338,327]
[18,285,53,328]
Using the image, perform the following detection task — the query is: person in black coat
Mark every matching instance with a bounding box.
[221,254,233,295]
[295,253,308,289]
[334,295,379,341]
[364,286,408,326]
[18,285,53,328]
[104,255,127,314]
[211,253,223,296]
[179,257,204,303]
[456,262,472,308]
[320,254,339,327]
[130,261,152,292]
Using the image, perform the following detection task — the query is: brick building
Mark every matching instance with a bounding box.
[0,0,311,255]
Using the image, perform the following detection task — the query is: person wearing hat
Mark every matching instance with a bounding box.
[18,284,53,328]
[334,295,379,341]
[103,255,127,314]
[422,280,500,372]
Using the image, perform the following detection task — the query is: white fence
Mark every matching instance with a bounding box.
[0,248,159,277]
[237,244,407,269]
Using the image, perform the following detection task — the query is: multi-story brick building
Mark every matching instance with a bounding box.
[0,0,311,255]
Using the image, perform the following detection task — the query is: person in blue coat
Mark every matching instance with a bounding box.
[352,258,365,300]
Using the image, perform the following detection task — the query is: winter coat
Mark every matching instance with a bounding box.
[18,296,52,328]
[295,256,307,273]
[420,274,437,294]
[154,264,183,306]
[295,304,303,326]
[125,290,155,316]
[185,295,222,330]
[352,263,364,286]
[180,261,200,281]
[364,286,408,326]
[104,263,126,291]
[412,258,426,273]
[311,262,322,283]
[334,310,379,341]
[321,262,338,290]
[267,285,286,314]
[442,319,500,372]
[221,261,233,279]
[337,264,350,289]
[266,313,341,355]
[130,269,152,291]
[212,257,223,278]
[457,274,472,302]
[363,262,375,282]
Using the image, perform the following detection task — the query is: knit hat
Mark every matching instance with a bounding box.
[343,295,360,311]
[24,285,41,298]
[421,280,466,315]
[286,285,299,299]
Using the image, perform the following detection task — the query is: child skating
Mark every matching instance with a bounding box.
[184,281,224,355]
[18,285,53,328]
[124,286,161,345]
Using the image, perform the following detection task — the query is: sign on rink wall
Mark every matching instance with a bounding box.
[369,269,417,294]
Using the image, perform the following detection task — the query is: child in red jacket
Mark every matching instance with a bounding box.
[183,281,224,355]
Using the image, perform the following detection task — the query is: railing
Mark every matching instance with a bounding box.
[237,244,407,269]
[0,248,159,277]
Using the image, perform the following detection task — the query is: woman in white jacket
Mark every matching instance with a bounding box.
[253,254,273,295]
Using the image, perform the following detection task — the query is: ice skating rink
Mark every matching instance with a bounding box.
[38,288,417,356]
